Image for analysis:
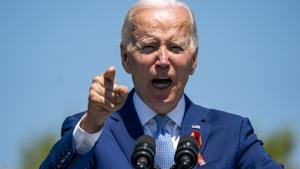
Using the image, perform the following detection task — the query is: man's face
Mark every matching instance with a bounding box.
[121,6,197,114]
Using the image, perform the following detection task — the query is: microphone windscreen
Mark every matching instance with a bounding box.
[175,135,199,168]
[135,135,156,150]
[178,135,198,147]
[132,135,156,169]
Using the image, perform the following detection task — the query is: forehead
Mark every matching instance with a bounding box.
[131,6,191,40]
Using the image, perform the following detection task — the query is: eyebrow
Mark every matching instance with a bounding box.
[168,38,189,47]
[134,31,190,46]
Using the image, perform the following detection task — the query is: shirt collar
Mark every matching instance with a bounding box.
[133,92,185,127]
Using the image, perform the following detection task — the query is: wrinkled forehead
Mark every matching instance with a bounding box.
[131,6,191,40]
[133,6,189,24]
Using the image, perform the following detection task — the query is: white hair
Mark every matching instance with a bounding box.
[121,0,198,53]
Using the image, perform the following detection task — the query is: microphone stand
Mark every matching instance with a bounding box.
[170,163,189,169]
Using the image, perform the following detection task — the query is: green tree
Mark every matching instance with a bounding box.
[263,128,296,169]
[20,133,57,169]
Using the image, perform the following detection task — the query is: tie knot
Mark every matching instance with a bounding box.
[154,115,167,135]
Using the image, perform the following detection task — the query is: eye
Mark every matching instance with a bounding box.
[168,45,184,54]
[140,44,158,54]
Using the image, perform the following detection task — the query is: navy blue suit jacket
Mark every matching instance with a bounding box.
[40,90,283,169]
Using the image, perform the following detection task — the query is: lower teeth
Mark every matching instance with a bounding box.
[153,83,170,89]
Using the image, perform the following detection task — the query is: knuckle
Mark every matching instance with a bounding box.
[88,94,96,101]
[89,89,96,96]
[89,92,99,102]
[90,83,97,90]
[92,76,97,83]
[92,76,101,83]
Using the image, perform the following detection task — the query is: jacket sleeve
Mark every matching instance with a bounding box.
[237,118,284,169]
[39,113,95,169]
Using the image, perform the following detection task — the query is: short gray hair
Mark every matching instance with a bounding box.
[121,0,198,53]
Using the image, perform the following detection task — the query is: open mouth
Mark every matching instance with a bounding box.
[151,77,172,89]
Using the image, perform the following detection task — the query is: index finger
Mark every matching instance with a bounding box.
[103,66,116,84]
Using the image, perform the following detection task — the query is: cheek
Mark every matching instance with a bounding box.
[129,55,154,80]
[170,56,194,87]
[132,55,157,72]
[132,51,155,64]
[172,55,194,73]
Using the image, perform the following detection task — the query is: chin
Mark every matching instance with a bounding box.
[153,98,177,112]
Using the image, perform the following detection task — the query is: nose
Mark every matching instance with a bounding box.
[156,46,170,67]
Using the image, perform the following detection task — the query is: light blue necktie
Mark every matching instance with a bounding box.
[154,115,175,169]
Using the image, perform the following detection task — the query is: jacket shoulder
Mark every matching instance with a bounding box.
[207,108,245,122]
[192,103,246,130]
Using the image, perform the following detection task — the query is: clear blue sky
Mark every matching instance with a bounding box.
[0,0,299,168]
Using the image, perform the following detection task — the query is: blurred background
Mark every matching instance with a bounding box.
[0,0,299,168]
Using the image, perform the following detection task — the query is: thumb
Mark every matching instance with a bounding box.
[117,85,129,96]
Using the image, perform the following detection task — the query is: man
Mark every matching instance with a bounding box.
[40,0,283,168]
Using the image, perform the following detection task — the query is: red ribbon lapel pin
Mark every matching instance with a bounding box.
[191,125,206,166]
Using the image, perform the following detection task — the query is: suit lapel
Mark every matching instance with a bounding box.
[109,92,212,164]
[110,90,144,164]
[180,95,211,154]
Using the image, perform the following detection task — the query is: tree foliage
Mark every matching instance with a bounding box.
[263,128,296,169]
[20,133,57,169]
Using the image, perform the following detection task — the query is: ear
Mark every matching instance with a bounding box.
[189,48,198,75]
[120,43,131,73]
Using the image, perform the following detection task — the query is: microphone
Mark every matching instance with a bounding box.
[173,135,199,169]
[131,135,156,169]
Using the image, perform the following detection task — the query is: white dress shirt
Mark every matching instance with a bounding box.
[73,92,185,154]
[133,92,185,148]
